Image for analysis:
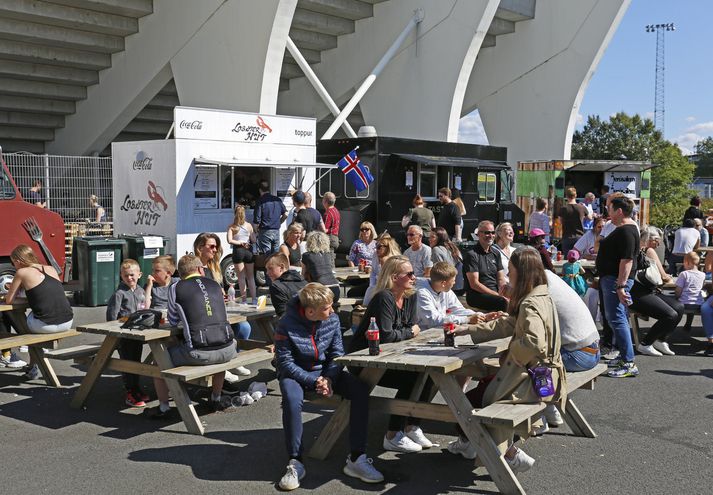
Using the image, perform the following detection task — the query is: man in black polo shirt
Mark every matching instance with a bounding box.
[463,220,508,311]
[147,254,237,418]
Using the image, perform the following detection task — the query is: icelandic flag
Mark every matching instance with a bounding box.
[337,148,374,192]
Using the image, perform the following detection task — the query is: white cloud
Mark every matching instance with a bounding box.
[644,111,654,120]
[458,110,489,145]
[575,112,584,127]
[673,120,713,156]
[685,116,696,123]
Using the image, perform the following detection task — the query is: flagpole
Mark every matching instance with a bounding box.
[299,146,362,194]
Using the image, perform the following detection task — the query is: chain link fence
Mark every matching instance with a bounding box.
[4,152,113,222]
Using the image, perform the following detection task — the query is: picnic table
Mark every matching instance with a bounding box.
[70,310,275,435]
[333,266,371,283]
[0,297,77,387]
[224,302,277,343]
[310,327,604,494]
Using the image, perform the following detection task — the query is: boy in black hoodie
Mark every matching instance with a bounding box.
[266,253,307,317]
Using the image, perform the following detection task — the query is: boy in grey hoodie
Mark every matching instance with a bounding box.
[106,259,148,408]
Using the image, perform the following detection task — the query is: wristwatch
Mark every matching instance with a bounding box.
[615,284,627,289]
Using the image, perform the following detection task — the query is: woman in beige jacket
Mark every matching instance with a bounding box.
[450,246,567,473]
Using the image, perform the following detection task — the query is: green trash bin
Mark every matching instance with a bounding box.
[73,237,126,307]
[119,234,170,286]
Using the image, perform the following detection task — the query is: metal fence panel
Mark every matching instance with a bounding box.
[4,152,113,222]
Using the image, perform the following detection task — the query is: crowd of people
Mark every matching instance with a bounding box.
[4,180,713,490]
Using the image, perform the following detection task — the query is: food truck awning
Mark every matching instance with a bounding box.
[194,157,336,168]
[394,153,509,169]
[564,160,658,172]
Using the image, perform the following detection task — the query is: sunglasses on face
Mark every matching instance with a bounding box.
[205,244,218,250]
[399,271,416,279]
[480,231,496,236]
[377,244,387,249]
[360,228,370,232]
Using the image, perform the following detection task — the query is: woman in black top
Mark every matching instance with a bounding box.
[350,256,434,453]
[683,196,704,223]
[301,231,340,303]
[279,223,303,269]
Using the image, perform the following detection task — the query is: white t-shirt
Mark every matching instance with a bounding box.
[600,221,616,238]
[574,231,597,256]
[673,227,700,254]
[405,244,433,277]
[545,271,599,351]
[676,269,705,305]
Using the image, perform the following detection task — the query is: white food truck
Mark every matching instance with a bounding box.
[111,106,327,285]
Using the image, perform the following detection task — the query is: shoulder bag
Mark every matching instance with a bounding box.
[635,249,663,289]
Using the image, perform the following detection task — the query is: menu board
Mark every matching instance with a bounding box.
[194,166,218,209]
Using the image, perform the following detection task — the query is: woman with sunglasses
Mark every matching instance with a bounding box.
[350,256,435,453]
[193,232,223,284]
[452,247,565,473]
[347,222,377,268]
[363,233,401,305]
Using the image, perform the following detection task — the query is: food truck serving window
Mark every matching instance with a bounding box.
[477,172,497,202]
[419,164,437,199]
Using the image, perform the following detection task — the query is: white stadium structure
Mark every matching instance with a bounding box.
[0,0,630,167]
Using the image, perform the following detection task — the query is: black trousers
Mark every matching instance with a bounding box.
[466,291,508,312]
[630,284,684,345]
[377,370,434,431]
[118,340,143,392]
[598,283,613,347]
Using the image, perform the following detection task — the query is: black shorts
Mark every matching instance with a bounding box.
[232,246,254,264]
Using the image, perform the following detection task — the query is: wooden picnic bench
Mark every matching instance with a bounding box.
[309,329,607,495]
[0,298,81,387]
[70,313,274,435]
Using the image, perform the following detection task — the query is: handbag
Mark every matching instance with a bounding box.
[527,305,558,398]
[635,249,663,289]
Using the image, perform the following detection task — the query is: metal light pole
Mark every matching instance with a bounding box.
[645,23,675,134]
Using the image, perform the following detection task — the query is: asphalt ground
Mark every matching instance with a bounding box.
[1,305,712,495]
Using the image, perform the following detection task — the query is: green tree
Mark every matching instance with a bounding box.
[572,112,694,227]
[694,136,713,176]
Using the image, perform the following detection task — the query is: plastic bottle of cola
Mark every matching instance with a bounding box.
[367,317,380,355]
[443,309,456,347]
[227,284,236,302]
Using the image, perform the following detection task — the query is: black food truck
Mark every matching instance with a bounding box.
[315,136,525,255]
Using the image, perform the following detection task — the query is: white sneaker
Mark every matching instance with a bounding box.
[278,459,305,491]
[233,366,251,376]
[405,426,433,448]
[383,431,422,453]
[343,454,384,483]
[637,343,663,356]
[544,404,564,426]
[0,353,27,368]
[602,349,620,361]
[223,370,241,384]
[532,416,549,436]
[652,340,675,356]
[506,448,535,474]
[446,437,477,460]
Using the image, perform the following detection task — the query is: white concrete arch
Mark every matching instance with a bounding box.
[463,0,631,167]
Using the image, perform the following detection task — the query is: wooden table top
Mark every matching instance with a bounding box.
[333,267,371,282]
[0,297,29,312]
[697,246,713,253]
[336,328,510,374]
[224,303,276,319]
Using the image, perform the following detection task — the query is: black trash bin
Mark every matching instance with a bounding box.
[72,237,126,307]
[118,234,170,286]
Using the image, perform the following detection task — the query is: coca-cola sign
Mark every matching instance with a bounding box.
[179,120,203,130]
[132,151,153,170]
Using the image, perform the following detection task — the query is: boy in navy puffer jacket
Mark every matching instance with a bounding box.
[274,283,384,491]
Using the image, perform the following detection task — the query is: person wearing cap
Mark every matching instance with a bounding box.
[561,249,587,296]
[292,191,324,234]
[528,228,554,272]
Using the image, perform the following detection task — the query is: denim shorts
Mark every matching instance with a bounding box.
[168,341,237,366]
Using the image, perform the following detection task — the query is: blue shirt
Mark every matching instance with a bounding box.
[253,193,286,230]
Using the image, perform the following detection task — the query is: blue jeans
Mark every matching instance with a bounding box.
[600,275,635,362]
[700,296,713,339]
[561,348,600,372]
[280,370,368,459]
[257,229,281,254]
[231,321,251,341]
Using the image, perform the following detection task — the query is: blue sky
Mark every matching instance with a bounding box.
[459,0,713,155]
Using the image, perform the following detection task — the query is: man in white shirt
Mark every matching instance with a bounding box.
[405,225,433,277]
[415,262,483,329]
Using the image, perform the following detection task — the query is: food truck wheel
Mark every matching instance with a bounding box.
[0,264,15,295]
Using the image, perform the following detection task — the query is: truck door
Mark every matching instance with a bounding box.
[474,170,499,227]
